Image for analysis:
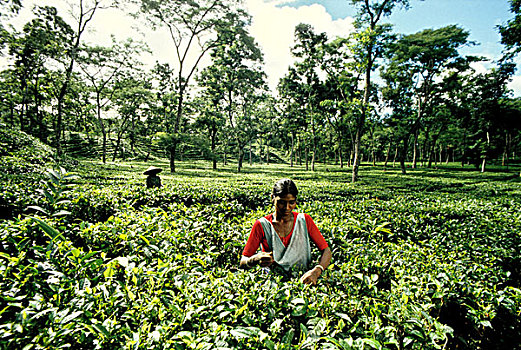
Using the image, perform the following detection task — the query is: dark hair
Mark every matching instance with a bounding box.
[272,178,298,198]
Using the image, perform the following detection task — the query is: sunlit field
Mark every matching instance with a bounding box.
[1,155,520,349]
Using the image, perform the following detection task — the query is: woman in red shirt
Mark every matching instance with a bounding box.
[240,179,332,285]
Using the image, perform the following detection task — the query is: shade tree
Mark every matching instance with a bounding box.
[130,0,240,172]
[197,9,266,172]
[381,25,471,173]
[320,37,360,168]
[277,67,308,167]
[457,62,516,172]
[110,70,153,161]
[278,23,329,171]
[347,0,412,181]
[4,6,74,140]
[76,37,147,163]
[51,0,120,156]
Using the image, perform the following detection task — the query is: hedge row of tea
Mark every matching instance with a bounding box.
[1,162,520,349]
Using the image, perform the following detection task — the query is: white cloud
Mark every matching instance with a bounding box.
[245,0,354,91]
[470,60,521,97]
[4,0,353,92]
[470,60,492,74]
[509,75,521,97]
[7,0,518,98]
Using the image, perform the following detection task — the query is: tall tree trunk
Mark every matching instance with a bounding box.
[290,132,295,167]
[237,142,243,173]
[384,142,391,167]
[502,131,508,168]
[481,131,490,173]
[311,128,316,171]
[266,142,270,165]
[112,119,129,162]
[305,145,309,171]
[428,140,435,168]
[249,141,252,166]
[298,135,302,166]
[393,144,398,167]
[412,128,419,169]
[399,138,408,175]
[130,116,136,156]
[169,84,187,173]
[211,127,217,170]
[169,146,176,170]
[421,128,430,167]
[101,131,107,164]
[112,135,122,162]
[95,96,108,164]
[339,131,344,168]
[352,124,362,181]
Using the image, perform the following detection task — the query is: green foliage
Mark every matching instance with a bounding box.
[0,124,55,174]
[1,160,520,349]
[499,0,521,52]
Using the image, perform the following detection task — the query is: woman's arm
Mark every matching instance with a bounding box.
[240,251,274,269]
[300,247,332,285]
[240,220,267,269]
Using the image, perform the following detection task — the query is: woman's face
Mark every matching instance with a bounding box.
[273,193,297,219]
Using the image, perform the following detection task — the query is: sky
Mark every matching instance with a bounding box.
[3,0,520,96]
[245,0,520,95]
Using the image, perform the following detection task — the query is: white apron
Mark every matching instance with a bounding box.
[259,213,311,271]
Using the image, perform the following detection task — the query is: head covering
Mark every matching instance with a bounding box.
[143,166,163,175]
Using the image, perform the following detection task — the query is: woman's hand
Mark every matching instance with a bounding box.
[300,266,322,285]
[255,251,274,267]
[301,247,331,285]
[240,252,274,269]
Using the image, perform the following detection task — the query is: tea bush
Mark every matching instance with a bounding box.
[1,160,520,349]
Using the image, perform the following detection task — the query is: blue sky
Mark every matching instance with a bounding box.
[266,0,520,95]
[280,0,512,59]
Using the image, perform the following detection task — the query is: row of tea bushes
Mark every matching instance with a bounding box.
[1,165,520,348]
[0,206,455,349]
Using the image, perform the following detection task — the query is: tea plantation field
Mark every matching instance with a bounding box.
[1,156,521,349]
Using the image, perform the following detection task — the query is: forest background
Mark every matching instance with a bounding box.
[1,0,521,179]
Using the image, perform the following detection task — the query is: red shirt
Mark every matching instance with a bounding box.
[242,212,328,257]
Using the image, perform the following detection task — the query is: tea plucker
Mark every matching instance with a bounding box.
[143,166,162,188]
[240,179,332,285]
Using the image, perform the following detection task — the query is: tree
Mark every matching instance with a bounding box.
[191,90,224,170]
[290,23,327,171]
[77,37,147,163]
[53,0,118,156]
[5,6,74,140]
[320,37,360,168]
[499,0,521,54]
[277,67,308,167]
[381,25,470,173]
[458,63,515,172]
[348,0,411,181]
[111,71,152,161]
[132,0,238,172]
[197,9,265,172]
